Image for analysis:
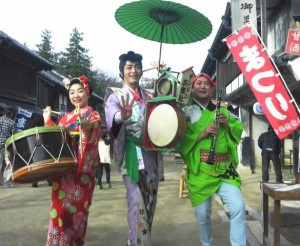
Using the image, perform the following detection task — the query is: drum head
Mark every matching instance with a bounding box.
[157,77,172,96]
[147,104,179,147]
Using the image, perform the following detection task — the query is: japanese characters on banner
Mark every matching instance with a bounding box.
[285,29,300,56]
[225,25,300,139]
[15,107,32,132]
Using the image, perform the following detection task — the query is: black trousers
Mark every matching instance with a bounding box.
[261,152,283,182]
[96,163,111,185]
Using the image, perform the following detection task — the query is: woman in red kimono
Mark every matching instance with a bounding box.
[43,76,101,246]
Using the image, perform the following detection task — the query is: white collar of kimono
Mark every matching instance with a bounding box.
[182,104,202,124]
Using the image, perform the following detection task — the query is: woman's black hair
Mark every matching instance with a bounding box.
[68,77,93,95]
[102,131,111,145]
[119,51,143,79]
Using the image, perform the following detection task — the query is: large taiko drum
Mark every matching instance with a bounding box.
[147,103,186,148]
[5,126,77,183]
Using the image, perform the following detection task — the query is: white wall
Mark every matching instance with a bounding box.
[252,115,268,169]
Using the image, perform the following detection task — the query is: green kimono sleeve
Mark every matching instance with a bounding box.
[177,121,202,174]
[221,108,243,166]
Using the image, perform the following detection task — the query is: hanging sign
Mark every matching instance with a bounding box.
[224,24,300,139]
[253,102,264,115]
[15,107,32,132]
[285,29,300,56]
[231,0,257,31]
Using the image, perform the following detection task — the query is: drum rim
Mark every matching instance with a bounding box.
[12,156,78,173]
[12,158,77,183]
[6,126,68,147]
[12,157,77,174]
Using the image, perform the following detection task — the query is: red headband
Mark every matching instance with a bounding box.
[193,73,217,86]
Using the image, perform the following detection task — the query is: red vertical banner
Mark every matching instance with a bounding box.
[225,25,300,139]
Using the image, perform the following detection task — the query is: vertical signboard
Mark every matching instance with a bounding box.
[285,29,300,56]
[231,0,257,31]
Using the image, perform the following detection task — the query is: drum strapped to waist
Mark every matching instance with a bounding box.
[144,103,186,150]
[5,126,78,183]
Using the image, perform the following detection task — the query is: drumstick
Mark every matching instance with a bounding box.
[76,105,83,158]
[42,109,63,116]
[51,110,62,115]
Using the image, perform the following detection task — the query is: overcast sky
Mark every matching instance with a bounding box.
[0,0,229,79]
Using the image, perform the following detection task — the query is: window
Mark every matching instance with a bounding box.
[225,73,245,94]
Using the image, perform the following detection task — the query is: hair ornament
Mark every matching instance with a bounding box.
[64,76,90,95]
[78,76,90,95]
[64,78,71,90]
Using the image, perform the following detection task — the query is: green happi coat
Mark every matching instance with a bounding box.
[177,101,243,207]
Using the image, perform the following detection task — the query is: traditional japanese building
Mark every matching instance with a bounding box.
[200,0,300,181]
[0,31,103,131]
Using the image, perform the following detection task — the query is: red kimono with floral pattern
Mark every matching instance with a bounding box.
[45,106,101,246]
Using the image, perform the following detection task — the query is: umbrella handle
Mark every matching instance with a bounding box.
[158,25,165,77]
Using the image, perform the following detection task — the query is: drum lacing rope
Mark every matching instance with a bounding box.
[18,127,58,171]
[26,127,60,169]
[10,128,58,172]
[10,127,78,173]
[10,131,34,172]
[60,128,77,163]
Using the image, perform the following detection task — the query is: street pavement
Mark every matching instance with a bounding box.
[0,154,299,246]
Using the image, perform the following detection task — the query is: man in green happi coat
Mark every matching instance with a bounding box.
[177,73,246,246]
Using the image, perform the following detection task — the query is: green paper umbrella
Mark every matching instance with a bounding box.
[115,0,212,72]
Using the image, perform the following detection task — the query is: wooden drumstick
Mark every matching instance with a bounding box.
[42,109,63,116]
[51,110,62,115]
[76,105,83,158]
